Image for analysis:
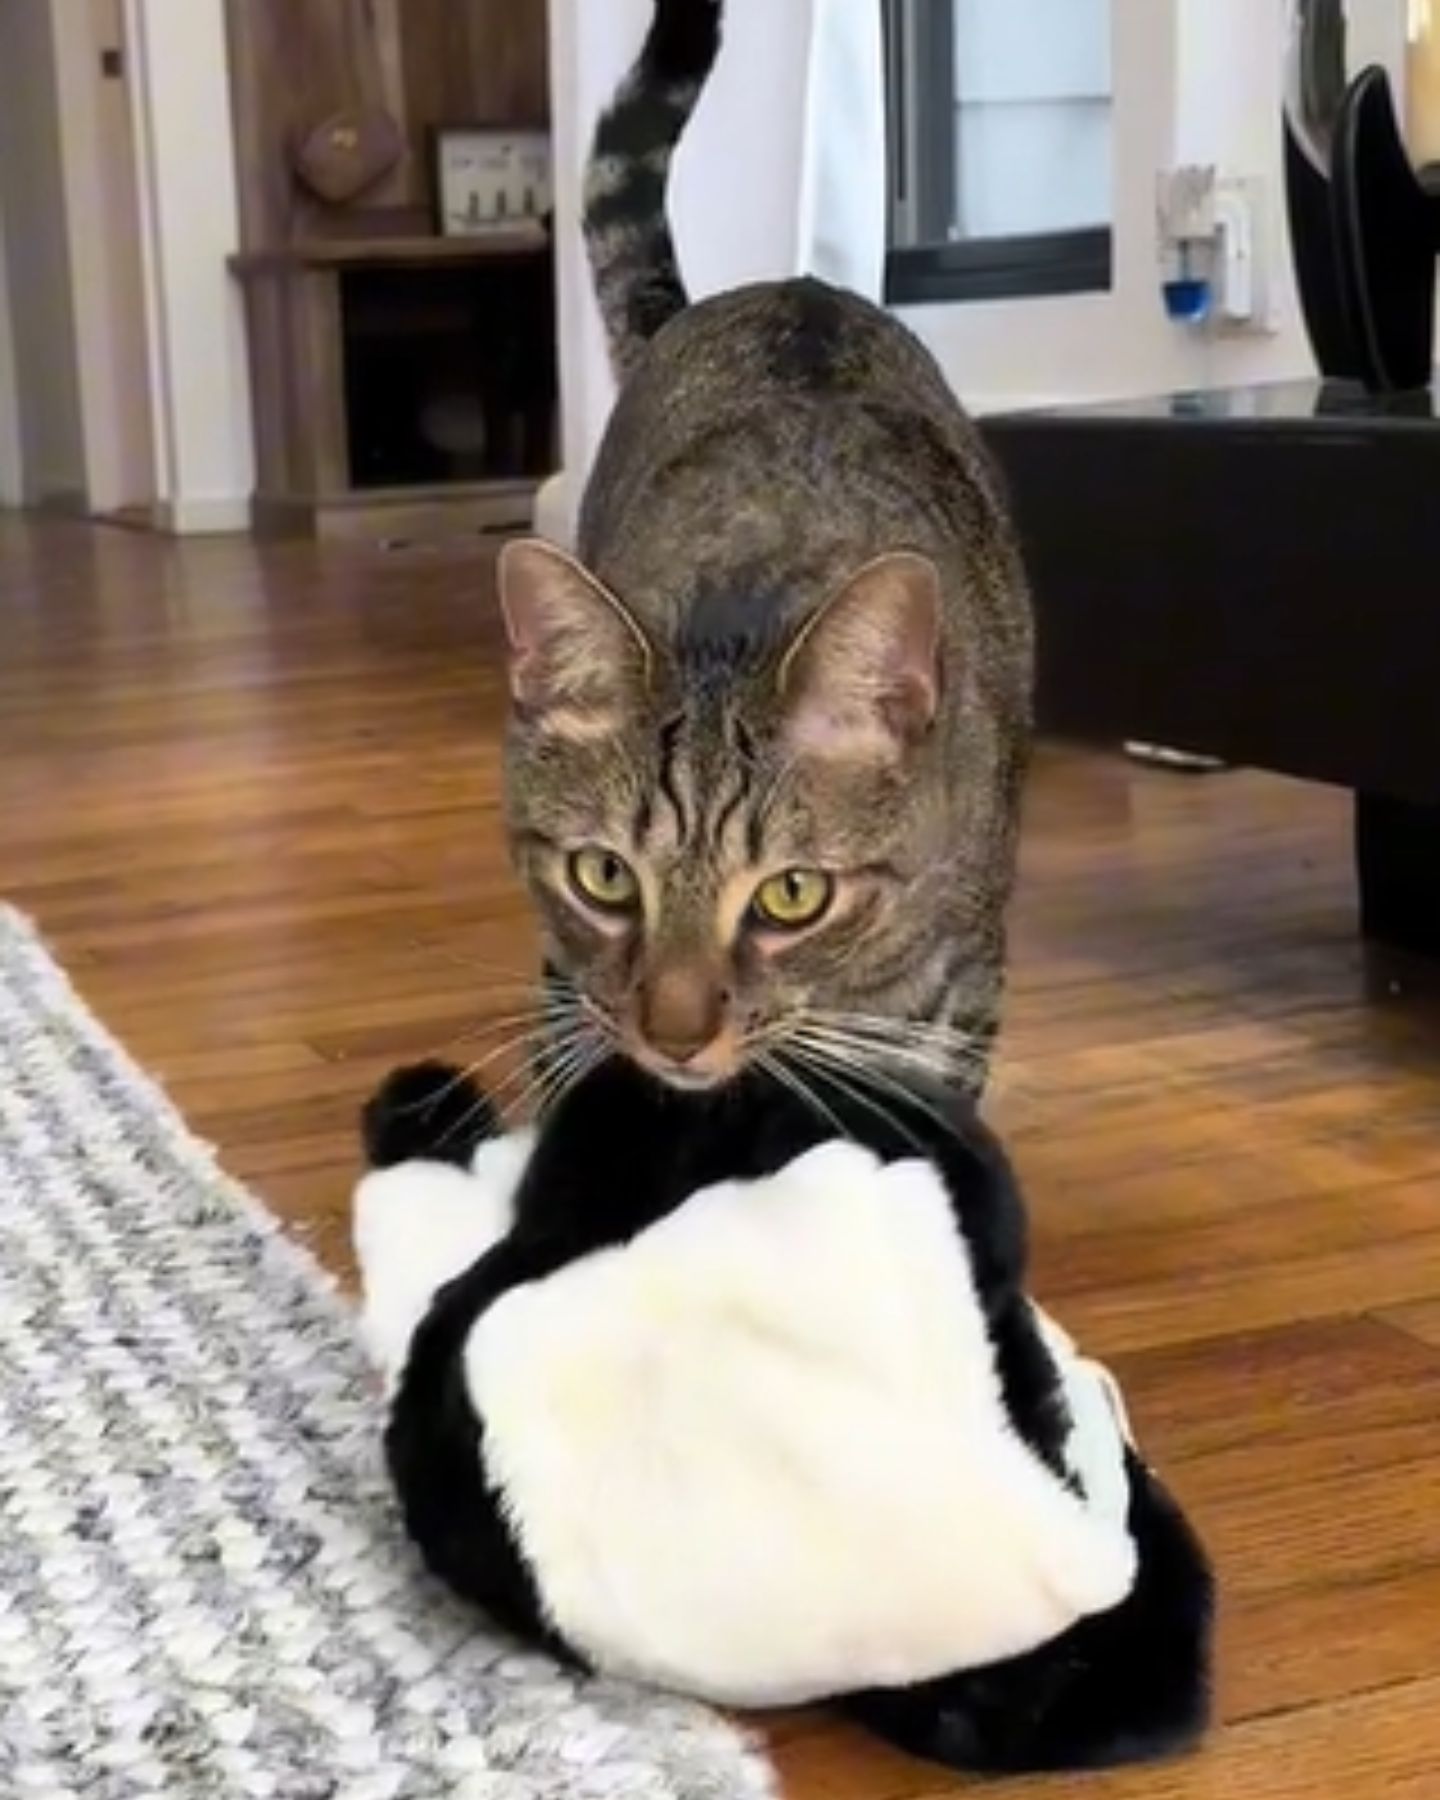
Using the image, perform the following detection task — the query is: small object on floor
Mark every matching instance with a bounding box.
[1124,740,1229,772]
[357,1056,1215,1776]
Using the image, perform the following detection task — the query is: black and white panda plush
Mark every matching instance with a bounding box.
[355,1058,1213,1775]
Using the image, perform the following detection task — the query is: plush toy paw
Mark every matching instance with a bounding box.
[361,1061,498,1170]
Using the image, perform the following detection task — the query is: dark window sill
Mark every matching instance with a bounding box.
[886,227,1113,307]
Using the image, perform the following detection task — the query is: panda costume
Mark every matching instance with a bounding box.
[354,1058,1213,1775]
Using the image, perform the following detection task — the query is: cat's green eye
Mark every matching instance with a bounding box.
[751,868,834,931]
[568,846,639,914]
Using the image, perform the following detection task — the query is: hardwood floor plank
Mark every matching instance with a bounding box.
[1380,1299,1440,1349]
[1030,1179,1440,1354]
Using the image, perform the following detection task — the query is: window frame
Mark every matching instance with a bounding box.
[882,0,1115,308]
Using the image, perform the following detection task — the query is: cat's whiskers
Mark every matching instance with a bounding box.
[405,937,553,990]
[571,989,622,1042]
[453,1004,556,1046]
[447,975,582,1051]
[812,1007,1036,1120]
[486,1022,585,1098]
[388,1017,554,1124]
[801,1024,962,1081]
[409,941,573,1020]
[797,1014,986,1086]
[786,1017,978,1150]
[549,1039,613,1114]
[808,1005,993,1054]
[756,1048,850,1144]
[427,1020,586,1147]
[413,972,592,1116]
[414,978,587,1126]
[502,1028,609,1123]
[462,978,624,1124]
[780,1040,930,1155]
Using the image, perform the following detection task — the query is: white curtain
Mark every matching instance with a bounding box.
[676,0,886,301]
[539,0,888,545]
[800,0,888,297]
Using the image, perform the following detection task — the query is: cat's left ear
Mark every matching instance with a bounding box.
[778,552,942,760]
[497,539,652,736]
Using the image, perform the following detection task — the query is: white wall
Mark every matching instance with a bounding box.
[124,0,253,532]
[0,1,87,505]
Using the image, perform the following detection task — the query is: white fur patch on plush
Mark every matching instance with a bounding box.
[466,1141,1138,1708]
[354,1132,533,1386]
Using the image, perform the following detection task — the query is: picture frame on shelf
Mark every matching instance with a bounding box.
[431,126,552,237]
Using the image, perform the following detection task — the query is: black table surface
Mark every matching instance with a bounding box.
[1002,375,1440,429]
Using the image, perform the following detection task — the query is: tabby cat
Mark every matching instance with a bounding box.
[497,0,1032,1104]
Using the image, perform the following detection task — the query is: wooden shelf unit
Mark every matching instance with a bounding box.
[224,0,552,541]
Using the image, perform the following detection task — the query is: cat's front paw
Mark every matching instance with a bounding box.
[361,1061,498,1171]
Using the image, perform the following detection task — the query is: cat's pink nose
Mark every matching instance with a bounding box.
[638,965,730,1067]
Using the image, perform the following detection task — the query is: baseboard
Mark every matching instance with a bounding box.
[29,489,90,517]
[250,482,537,544]
[155,496,253,536]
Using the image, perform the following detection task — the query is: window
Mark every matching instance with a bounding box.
[884,0,1115,305]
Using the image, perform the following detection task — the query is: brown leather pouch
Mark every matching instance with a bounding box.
[291,109,404,206]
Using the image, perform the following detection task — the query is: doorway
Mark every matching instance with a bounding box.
[0,0,157,520]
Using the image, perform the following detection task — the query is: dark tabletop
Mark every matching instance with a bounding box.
[996,376,1440,428]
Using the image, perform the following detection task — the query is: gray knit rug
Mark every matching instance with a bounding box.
[0,905,774,1799]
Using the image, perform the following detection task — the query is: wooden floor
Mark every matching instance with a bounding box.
[5,516,1440,1798]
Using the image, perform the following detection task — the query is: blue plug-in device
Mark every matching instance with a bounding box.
[1162,236,1213,323]
[1163,277,1213,322]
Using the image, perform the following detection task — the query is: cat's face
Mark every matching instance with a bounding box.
[498,540,946,1092]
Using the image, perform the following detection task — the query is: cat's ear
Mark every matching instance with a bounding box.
[497,539,652,735]
[778,552,942,760]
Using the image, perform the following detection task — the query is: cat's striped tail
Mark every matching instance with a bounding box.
[584,0,724,382]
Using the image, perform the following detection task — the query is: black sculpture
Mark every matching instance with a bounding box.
[1284,0,1440,393]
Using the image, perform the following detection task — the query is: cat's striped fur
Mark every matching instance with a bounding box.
[496,0,1032,1104]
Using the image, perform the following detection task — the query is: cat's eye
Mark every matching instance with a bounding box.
[750,868,834,931]
[568,846,640,914]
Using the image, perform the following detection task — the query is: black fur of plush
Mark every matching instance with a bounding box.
[361,1060,496,1170]
[371,1057,1214,1774]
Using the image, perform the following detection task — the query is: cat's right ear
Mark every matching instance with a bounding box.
[497,540,652,736]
